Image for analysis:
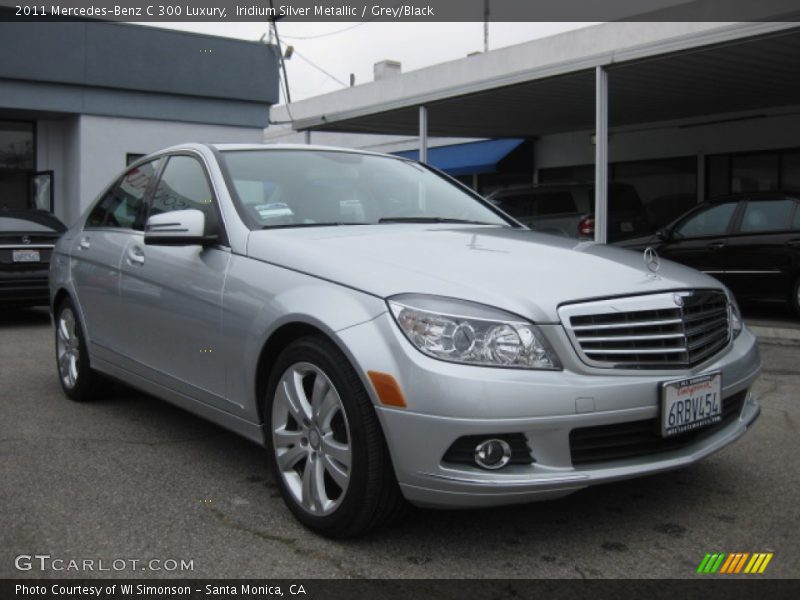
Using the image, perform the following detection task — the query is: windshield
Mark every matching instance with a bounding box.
[219,150,513,229]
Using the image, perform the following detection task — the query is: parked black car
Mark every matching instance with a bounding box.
[617,192,800,315]
[0,209,66,306]
[488,182,653,242]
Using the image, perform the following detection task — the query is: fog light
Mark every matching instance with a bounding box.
[474,439,512,470]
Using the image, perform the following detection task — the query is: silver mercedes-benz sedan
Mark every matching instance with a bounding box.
[50,144,761,537]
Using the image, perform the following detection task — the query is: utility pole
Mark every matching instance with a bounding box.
[483,0,489,52]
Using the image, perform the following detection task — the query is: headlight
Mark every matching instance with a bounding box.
[729,294,743,339]
[388,294,561,370]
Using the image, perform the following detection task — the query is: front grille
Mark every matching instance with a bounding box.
[569,390,747,466]
[559,290,730,369]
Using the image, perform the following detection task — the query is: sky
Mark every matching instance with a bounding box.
[139,22,597,103]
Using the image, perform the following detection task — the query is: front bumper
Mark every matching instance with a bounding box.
[337,313,762,508]
[0,269,50,305]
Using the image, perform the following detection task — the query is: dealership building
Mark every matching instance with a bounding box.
[265,21,800,235]
[3,19,800,236]
[0,22,279,226]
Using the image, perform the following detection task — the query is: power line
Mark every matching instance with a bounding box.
[270,23,292,104]
[293,49,348,88]
[278,0,407,40]
[279,21,371,40]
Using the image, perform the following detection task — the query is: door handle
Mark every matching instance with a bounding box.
[787,239,800,248]
[78,237,90,250]
[707,241,726,250]
[127,245,145,266]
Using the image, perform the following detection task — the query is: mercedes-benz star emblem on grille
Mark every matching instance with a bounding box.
[643,247,660,273]
[673,293,685,307]
[21,235,31,245]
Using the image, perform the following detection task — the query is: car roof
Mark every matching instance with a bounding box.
[198,142,406,160]
[0,209,66,231]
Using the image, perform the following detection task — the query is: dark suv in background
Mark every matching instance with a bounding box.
[488,182,653,242]
[617,192,800,316]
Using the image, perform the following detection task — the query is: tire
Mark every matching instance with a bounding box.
[793,276,800,318]
[264,335,406,538]
[54,298,106,402]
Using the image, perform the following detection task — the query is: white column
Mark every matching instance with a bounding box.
[419,105,428,164]
[594,66,608,244]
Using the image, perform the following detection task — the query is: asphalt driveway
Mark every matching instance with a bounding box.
[1,308,798,579]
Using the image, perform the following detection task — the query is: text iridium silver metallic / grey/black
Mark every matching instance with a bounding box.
[50,144,761,537]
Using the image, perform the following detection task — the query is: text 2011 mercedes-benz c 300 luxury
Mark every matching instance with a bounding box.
[50,144,761,537]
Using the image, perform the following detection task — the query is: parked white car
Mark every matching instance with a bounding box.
[50,144,761,537]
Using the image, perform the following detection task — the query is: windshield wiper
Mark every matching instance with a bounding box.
[261,222,368,229]
[378,217,500,225]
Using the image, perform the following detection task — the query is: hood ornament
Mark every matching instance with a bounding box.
[643,247,660,274]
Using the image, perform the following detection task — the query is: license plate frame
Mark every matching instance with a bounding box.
[12,249,40,263]
[660,371,722,438]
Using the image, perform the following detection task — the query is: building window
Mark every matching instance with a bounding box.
[612,157,697,227]
[0,120,37,211]
[782,152,800,192]
[706,148,800,198]
[0,121,34,170]
[731,153,779,193]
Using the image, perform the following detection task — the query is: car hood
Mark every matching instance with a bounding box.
[246,225,725,323]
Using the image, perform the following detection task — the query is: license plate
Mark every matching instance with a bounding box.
[661,372,722,437]
[12,249,40,263]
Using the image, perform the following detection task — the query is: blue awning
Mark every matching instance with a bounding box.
[394,138,525,176]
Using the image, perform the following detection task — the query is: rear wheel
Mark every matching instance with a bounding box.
[264,336,406,537]
[55,298,105,401]
[792,276,800,318]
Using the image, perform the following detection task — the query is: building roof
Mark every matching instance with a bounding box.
[273,21,800,138]
[0,22,280,127]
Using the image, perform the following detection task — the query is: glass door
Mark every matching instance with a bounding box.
[29,171,53,212]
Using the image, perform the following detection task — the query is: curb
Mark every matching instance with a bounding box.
[748,325,800,345]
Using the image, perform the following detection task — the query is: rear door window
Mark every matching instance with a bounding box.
[738,198,795,233]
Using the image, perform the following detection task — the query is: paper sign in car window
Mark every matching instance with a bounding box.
[255,202,294,219]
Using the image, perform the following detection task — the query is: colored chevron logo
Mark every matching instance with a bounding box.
[696,552,774,574]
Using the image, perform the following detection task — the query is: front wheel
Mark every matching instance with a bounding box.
[265,336,405,537]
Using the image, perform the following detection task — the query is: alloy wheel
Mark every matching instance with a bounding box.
[271,362,352,516]
[56,307,80,389]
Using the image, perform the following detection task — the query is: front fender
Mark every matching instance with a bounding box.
[222,255,387,419]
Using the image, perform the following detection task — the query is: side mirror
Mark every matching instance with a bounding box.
[656,227,671,241]
[144,209,217,246]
